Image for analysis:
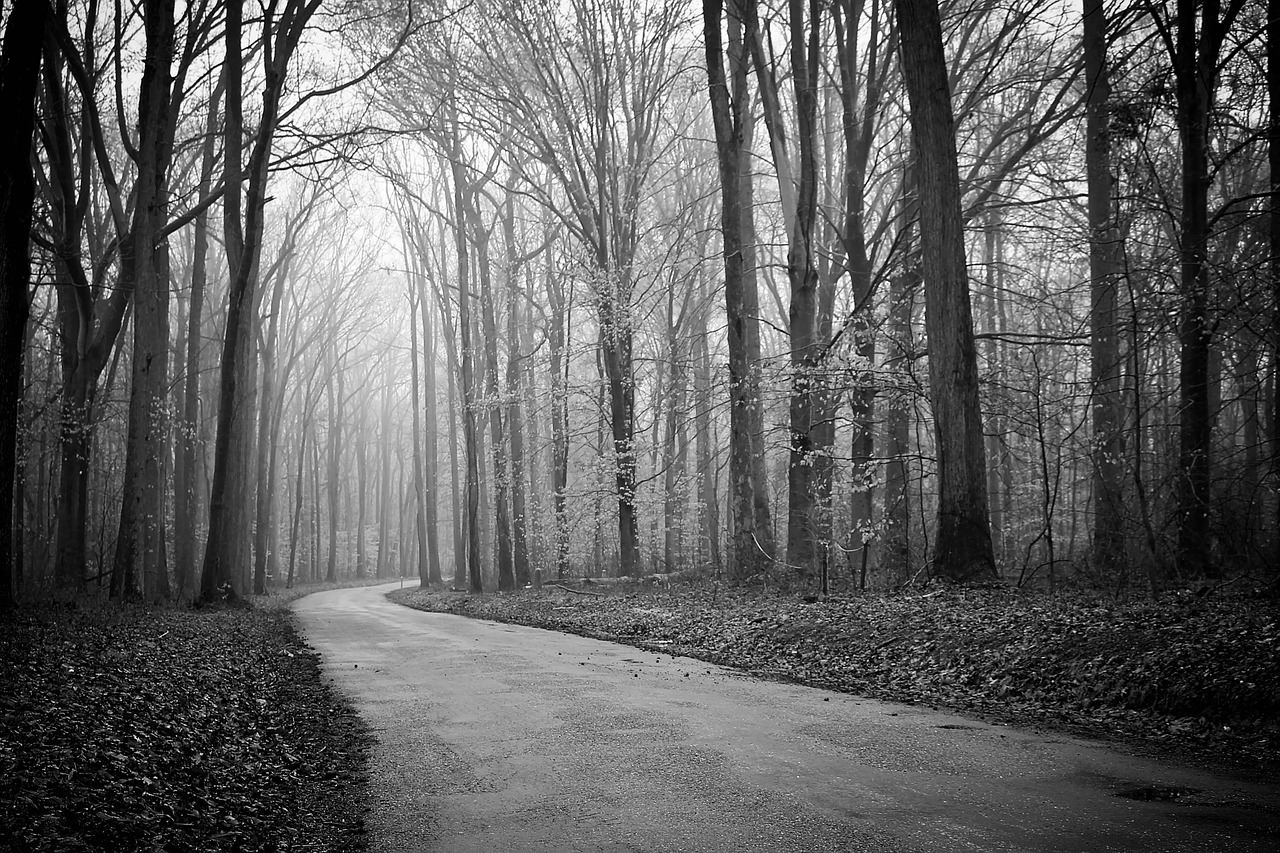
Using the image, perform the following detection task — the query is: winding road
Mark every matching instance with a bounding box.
[293,582,1278,852]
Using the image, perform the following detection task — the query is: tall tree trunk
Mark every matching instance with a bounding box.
[43,1,133,591]
[436,264,466,587]
[473,214,514,591]
[376,363,394,579]
[446,118,484,594]
[704,0,775,579]
[883,240,915,584]
[408,284,429,586]
[663,327,688,572]
[418,266,443,584]
[1083,0,1126,573]
[1270,0,1280,566]
[114,0,177,601]
[252,260,291,594]
[203,0,254,599]
[287,405,310,588]
[693,286,721,575]
[175,74,222,600]
[502,191,530,588]
[325,362,343,582]
[355,383,369,578]
[0,0,47,608]
[894,0,997,582]
[1174,0,1212,578]
[834,0,881,575]
[202,0,319,600]
[776,0,824,581]
[545,247,571,579]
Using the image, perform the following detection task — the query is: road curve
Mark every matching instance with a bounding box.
[293,582,1278,852]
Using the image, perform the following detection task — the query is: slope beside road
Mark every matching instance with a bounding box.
[293,582,1279,852]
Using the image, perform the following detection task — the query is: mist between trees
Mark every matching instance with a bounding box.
[1,0,1276,605]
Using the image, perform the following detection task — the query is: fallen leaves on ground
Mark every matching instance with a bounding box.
[391,582,1278,773]
[0,600,370,852]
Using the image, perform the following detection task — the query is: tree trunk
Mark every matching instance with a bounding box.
[894,0,997,583]
[502,191,530,588]
[377,361,395,578]
[0,0,47,608]
[445,118,484,594]
[202,0,318,600]
[472,213,514,591]
[704,0,775,579]
[418,263,443,584]
[252,257,292,594]
[325,362,343,582]
[355,390,369,578]
[203,0,255,599]
[1083,0,1126,573]
[833,0,881,575]
[693,287,722,575]
[545,246,571,579]
[663,327,688,572]
[408,284,429,586]
[1270,0,1279,568]
[1172,0,1232,578]
[175,74,222,599]
[114,0,177,601]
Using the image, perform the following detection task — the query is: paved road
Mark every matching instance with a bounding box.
[293,583,1279,852]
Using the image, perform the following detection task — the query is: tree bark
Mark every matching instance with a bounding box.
[545,246,571,579]
[894,0,997,583]
[0,0,47,608]
[202,0,320,601]
[833,0,882,574]
[113,0,178,601]
[1270,0,1279,568]
[1169,0,1241,578]
[175,74,222,599]
[704,0,775,579]
[408,282,429,586]
[1083,0,1126,573]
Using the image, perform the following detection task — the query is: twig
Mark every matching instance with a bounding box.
[545,583,604,597]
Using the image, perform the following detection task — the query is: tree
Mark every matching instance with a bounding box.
[0,0,48,608]
[482,0,689,577]
[893,0,997,582]
[203,0,322,601]
[1150,0,1249,577]
[704,0,777,579]
[112,0,185,600]
[1082,0,1126,574]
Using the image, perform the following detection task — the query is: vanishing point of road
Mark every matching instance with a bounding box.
[292,582,1279,852]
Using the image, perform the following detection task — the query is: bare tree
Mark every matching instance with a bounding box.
[203,0,322,600]
[0,0,48,608]
[894,0,996,582]
[1082,0,1126,574]
[704,0,776,579]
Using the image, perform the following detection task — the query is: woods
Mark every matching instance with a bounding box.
[1,0,1278,604]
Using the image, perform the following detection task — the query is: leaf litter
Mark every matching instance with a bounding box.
[0,601,371,852]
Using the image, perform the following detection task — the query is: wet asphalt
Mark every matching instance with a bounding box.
[292,582,1279,852]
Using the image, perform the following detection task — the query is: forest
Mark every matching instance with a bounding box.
[0,0,1277,603]
[2,0,1279,847]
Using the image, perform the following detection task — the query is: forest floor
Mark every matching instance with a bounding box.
[390,579,1280,777]
[0,582,376,853]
